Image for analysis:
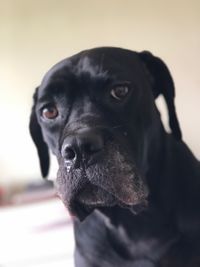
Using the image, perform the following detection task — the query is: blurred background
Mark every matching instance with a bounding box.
[0,0,200,266]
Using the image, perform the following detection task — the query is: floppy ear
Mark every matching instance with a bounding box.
[139,51,182,141]
[29,88,50,178]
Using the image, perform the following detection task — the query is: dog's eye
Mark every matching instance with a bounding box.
[42,105,58,120]
[110,85,129,100]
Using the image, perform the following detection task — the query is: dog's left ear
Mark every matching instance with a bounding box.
[29,88,50,178]
[139,51,182,141]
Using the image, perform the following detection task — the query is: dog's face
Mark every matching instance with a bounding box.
[30,47,181,220]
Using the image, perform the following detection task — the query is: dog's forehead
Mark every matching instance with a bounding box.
[70,47,141,76]
[39,47,144,93]
[72,55,106,77]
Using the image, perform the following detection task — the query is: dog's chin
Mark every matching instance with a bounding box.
[68,201,95,221]
[67,185,119,221]
[59,182,148,222]
[70,201,113,221]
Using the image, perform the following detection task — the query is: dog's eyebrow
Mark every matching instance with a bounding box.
[38,81,68,102]
[109,80,132,87]
[37,93,54,104]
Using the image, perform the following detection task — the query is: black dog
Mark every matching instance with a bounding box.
[29,47,200,267]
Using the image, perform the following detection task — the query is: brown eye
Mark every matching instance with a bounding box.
[42,105,58,119]
[110,85,129,100]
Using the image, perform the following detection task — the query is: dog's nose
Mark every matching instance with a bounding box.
[61,129,104,166]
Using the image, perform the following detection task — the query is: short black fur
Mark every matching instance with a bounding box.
[29,47,200,267]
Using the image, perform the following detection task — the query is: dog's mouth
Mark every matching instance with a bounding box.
[67,184,148,221]
[57,180,119,221]
[57,174,148,221]
[56,142,149,221]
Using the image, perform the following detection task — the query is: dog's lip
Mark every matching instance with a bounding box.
[118,199,148,214]
[77,199,108,206]
[69,197,117,221]
[69,196,148,221]
[62,181,148,221]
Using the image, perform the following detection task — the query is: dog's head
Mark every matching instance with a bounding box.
[29,47,181,220]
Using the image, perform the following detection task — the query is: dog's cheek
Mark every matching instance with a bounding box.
[86,165,148,206]
[85,146,149,206]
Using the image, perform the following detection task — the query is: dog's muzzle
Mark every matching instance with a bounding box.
[57,126,148,221]
[58,127,115,220]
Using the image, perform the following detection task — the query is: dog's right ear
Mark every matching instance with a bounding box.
[29,87,50,178]
[139,51,182,141]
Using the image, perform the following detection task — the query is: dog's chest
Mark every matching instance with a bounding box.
[107,224,174,265]
[74,212,175,267]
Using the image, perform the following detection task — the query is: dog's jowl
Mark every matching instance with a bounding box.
[29,47,200,267]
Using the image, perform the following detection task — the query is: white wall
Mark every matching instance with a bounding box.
[0,0,200,183]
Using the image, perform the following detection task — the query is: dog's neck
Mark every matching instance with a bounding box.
[94,203,178,263]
